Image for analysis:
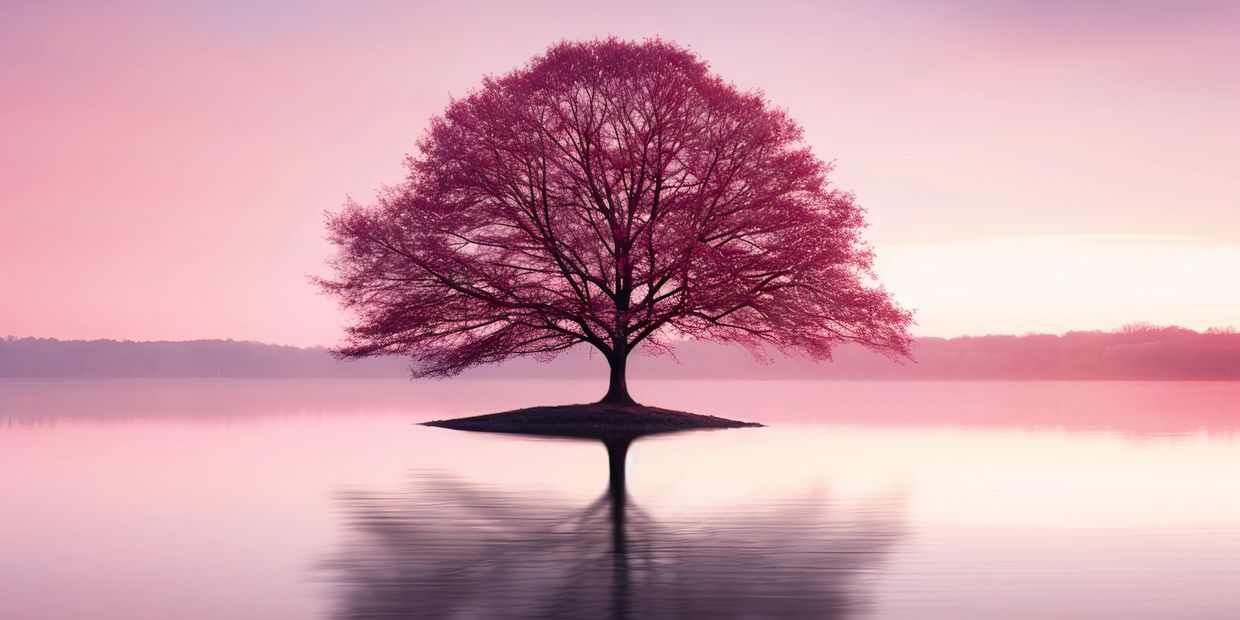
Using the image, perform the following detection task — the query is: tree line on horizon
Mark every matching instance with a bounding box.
[1,324,1237,380]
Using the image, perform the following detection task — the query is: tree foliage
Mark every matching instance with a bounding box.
[318,39,912,396]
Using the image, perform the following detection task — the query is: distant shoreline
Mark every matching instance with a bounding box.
[3,326,1239,381]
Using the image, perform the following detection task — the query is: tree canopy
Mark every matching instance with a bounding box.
[318,38,913,402]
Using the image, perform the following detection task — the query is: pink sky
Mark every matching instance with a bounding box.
[2,0,1238,346]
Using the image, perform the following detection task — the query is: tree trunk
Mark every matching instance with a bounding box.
[600,351,635,405]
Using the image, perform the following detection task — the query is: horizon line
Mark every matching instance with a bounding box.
[5,322,1238,350]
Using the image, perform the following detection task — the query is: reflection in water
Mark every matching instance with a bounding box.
[326,437,903,619]
[6,381,1240,620]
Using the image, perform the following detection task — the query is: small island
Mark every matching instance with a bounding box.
[423,402,762,440]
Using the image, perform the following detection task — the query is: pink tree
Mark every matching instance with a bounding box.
[319,39,912,404]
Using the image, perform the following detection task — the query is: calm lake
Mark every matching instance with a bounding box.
[2,379,1238,619]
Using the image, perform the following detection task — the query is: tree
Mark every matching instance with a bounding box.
[318,38,913,404]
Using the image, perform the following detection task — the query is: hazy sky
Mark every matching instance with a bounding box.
[3,0,1237,345]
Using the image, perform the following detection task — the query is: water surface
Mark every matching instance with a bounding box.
[2,379,1238,619]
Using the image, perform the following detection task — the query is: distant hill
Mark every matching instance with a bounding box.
[2,325,1238,380]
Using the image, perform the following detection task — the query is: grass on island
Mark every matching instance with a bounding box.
[422,402,763,440]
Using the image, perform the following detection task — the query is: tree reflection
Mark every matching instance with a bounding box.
[326,437,903,619]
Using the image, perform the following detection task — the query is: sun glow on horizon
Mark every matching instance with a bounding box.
[879,234,1240,337]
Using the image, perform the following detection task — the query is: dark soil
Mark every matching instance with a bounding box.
[422,402,763,440]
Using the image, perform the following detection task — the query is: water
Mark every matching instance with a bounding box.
[1,379,1238,619]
